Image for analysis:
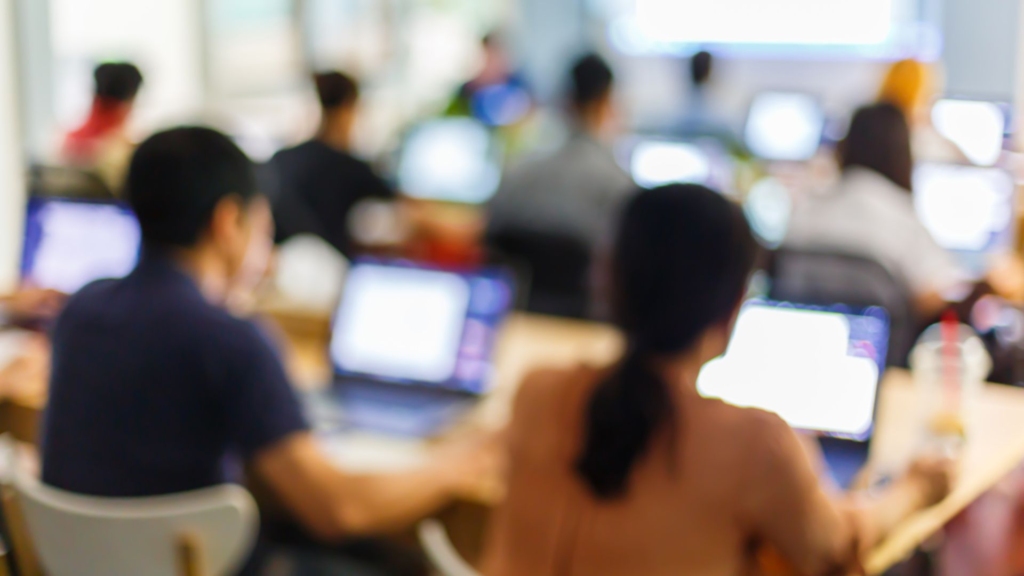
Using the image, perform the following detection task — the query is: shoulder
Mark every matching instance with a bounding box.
[512,366,599,426]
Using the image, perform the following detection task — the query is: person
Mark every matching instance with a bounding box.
[784,103,1021,319]
[267,71,395,258]
[446,33,532,128]
[62,62,143,193]
[482,184,952,575]
[675,50,741,153]
[487,53,633,250]
[41,127,494,576]
[877,59,964,163]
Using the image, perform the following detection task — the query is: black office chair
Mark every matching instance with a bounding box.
[28,165,113,200]
[769,248,916,367]
[486,228,592,319]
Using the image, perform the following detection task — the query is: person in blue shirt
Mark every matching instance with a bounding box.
[42,127,492,575]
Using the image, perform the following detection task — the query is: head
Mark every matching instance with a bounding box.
[577,185,758,499]
[314,71,360,146]
[690,51,713,87]
[126,127,271,299]
[569,53,616,137]
[878,59,934,122]
[94,62,143,104]
[840,103,914,192]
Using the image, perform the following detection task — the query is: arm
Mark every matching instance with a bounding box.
[746,414,950,575]
[251,431,496,541]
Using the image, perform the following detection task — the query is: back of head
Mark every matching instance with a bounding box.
[878,59,932,118]
[94,63,143,102]
[690,51,713,87]
[841,103,913,192]
[570,53,614,112]
[314,72,359,111]
[576,184,758,498]
[126,127,257,248]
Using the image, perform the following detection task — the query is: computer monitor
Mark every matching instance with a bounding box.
[21,198,141,294]
[697,300,890,441]
[396,118,503,204]
[913,163,1016,273]
[744,92,825,162]
[628,139,711,188]
[932,99,1008,167]
[330,259,515,394]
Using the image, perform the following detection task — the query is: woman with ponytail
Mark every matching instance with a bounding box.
[482,184,951,576]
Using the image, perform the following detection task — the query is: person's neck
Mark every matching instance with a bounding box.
[317,116,352,152]
[654,345,710,396]
[165,245,232,305]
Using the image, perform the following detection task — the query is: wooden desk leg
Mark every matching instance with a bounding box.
[177,533,207,576]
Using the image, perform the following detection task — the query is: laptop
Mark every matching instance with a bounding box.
[698,299,890,489]
[744,91,826,162]
[21,197,141,294]
[396,118,503,205]
[913,162,1016,278]
[328,259,515,436]
[618,136,734,193]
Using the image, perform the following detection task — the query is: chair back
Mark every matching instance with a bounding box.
[0,438,258,576]
[486,228,591,319]
[417,519,481,576]
[770,248,916,365]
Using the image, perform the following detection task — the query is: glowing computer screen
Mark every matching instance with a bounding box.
[397,118,502,204]
[21,198,141,294]
[913,163,1015,255]
[744,92,825,161]
[698,301,889,440]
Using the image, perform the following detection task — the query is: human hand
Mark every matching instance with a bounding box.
[905,456,956,508]
[434,430,508,501]
[2,288,66,322]
[0,334,50,401]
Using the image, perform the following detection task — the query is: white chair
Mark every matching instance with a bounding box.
[417,519,481,576]
[0,437,259,576]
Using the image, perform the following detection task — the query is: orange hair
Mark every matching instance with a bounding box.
[878,59,933,118]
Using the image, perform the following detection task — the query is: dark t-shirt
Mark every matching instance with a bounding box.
[268,140,394,258]
[41,254,309,497]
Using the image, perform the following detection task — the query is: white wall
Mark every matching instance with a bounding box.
[0,0,25,291]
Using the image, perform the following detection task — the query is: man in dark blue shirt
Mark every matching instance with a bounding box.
[42,127,490,575]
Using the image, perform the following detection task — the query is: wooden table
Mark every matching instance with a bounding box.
[267,307,1024,574]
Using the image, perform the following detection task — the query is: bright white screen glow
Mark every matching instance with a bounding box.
[331,265,470,383]
[630,141,711,188]
[29,203,140,294]
[633,0,894,46]
[698,306,879,436]
[914,164,1014,252]
[745,92,825,161]
[932,100,1005,167]
[398,118,501,204]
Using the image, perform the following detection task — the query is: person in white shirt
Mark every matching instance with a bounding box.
[786,103,998,318]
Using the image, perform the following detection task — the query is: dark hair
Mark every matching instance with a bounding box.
[570,53,614,111]
[840,103,914,192]
[576,185,758,499]
[314,72,360,111]
[690,51,713,86]
[126,127,258,248]
[94,62,143,102]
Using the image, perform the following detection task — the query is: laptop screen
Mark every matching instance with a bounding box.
[396,118,503,204]
[21,198,141,294]
[697,300,889,441]
[913,163,1015,261]
[744,92,825,162]
[330,260,514,394]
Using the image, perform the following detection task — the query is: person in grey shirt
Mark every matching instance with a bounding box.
[487,54,634,249]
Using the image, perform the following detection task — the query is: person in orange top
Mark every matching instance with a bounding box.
[482,184,952,576]
[62,62,143,193]
[878,59,963,163]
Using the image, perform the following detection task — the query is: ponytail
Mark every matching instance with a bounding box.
[575,348,673,499]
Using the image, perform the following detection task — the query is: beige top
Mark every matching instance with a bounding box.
[482,366,858,576]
